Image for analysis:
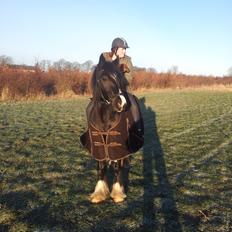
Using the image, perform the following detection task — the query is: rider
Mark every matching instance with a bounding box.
[97,37,133,87]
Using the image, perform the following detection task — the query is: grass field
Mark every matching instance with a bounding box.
[0,90,231,232]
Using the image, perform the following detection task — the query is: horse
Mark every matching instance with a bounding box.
[80,62,144,203]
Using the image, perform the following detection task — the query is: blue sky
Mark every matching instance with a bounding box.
[1,0,231,76]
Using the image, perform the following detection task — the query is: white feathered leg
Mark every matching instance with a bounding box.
[110,182,127,203]
[90,180,110,203]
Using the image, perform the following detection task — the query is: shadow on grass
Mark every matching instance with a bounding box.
[0,190,39,211]
[0,189,83,231]
[140,97,182,232]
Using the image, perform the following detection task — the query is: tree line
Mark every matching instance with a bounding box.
[0,55,232,101]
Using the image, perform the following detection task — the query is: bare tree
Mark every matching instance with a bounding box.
[168,65,179,75]
[0,55,13,66]
[38,60,52,71]
[53,59,73,71]
[146,67,157,73]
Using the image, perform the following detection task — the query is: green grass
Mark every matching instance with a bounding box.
[0,90,231,232]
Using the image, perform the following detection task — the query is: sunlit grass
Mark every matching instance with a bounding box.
[0,90,231,231]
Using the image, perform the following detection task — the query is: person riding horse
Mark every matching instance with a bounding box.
[80,39,143,204]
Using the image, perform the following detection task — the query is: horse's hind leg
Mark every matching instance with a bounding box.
[90,161,110,203]
[110,160,127,203]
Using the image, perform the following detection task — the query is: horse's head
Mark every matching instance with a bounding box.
[91,62,127,113]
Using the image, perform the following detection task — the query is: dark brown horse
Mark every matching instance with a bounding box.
[80,62,144,203]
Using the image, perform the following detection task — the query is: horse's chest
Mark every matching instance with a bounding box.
[88,113,132,161]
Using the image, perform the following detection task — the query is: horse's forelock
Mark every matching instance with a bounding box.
[91,62,128,102]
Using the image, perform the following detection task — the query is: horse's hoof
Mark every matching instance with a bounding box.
[90,195,105,204]
[112,196,125,203]
[90,180,110,203]
[110,182,126,203]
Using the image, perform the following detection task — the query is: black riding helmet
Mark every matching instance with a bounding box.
[111,37,129,50]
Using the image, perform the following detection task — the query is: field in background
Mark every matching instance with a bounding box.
[0,90,231,231]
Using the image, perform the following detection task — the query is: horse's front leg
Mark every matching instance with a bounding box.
[90,161,110,203]
[110,159,128,203]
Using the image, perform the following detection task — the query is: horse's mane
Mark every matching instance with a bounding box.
[90,62,128,102]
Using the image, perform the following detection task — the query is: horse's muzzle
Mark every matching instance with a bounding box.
[113,94,127,112]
